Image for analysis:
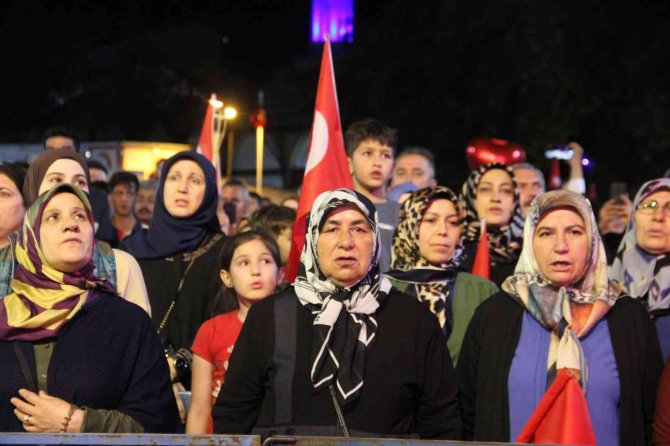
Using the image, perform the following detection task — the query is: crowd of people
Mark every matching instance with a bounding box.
[0,124,668,446]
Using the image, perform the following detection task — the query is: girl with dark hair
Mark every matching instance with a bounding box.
[187,231,282,434]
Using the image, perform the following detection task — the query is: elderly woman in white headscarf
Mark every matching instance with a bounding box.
[610,177,670,361]
[212,189,461,439]
[458,190,662,446]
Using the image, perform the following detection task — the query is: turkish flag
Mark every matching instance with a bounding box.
[284,39,353,282]
[517,369,597,445]
[197,97,222,193]
[549,158,562,190]
[471,220,491,280]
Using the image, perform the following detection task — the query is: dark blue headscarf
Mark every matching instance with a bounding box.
[122,151,220,259]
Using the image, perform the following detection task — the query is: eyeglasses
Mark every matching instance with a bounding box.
[637,199,670,216]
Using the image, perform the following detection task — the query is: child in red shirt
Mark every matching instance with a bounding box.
[186,231,282,433]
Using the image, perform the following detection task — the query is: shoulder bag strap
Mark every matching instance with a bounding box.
[157,233,224,335]
[13,342,37,393]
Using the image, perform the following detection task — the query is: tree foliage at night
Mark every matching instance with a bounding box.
[0,0,668,193]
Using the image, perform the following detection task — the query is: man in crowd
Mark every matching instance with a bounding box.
[390,146,437,189]
[87,159,109,186]
[43,127,81,152]
[511,162,545,217]
[222,177,250,231]
[135,180,158,228]
[109,171,142,243]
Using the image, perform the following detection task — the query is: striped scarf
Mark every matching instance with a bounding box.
[0,184,115,341]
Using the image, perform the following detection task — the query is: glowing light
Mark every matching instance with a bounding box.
[582,158,590,166]
[512,150,521,158]
[466,146,476,154]
[224,106,238,120]
[311,0,354,43]
[209,97,224,109]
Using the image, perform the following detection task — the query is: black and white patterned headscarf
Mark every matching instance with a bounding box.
[294,188,392,405]
[460,162,525,262]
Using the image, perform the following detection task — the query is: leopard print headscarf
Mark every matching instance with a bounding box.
[460,163,525,263]
[388,186,464,330]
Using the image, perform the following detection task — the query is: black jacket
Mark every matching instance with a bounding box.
[0,294,180,432]
[213,287,462,439]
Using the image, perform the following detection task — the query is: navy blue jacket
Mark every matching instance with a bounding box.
[0,294,180,432]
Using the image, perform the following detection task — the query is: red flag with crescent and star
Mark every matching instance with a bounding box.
[284,38,353,282]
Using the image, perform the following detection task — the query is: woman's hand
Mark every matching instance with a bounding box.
[11,389,83,433]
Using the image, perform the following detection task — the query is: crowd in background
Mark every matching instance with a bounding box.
[0,123,668,445]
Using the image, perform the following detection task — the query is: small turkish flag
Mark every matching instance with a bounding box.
[197,96,222,193]
[549,158,562,190]
[471,220,490,280]
[284,38,354,282]
[517,369,597,445]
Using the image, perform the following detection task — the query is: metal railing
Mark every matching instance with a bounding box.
[0,434,539,446]
[0,434,260,446]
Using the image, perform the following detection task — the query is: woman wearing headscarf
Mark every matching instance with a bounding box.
[24,148,114,243]
[121,151,224,375]
[385,186,498,365]
[0,184,179,432]
[0,164,27,298]
[212,189,461,439]
[610,178,670,360]
[459,162,525,287]
[18,148,150,314]
[458,190,663,445]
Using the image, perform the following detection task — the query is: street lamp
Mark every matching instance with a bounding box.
[224,106,238,120]
[224,106,238,178]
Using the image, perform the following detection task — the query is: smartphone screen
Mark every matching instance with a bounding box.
[609,182,627,204]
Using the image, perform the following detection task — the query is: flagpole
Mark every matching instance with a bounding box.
[226,129,235,178]
[253,90,266,196]
[209,94,225,194]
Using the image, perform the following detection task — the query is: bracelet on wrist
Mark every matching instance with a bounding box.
[59,404,78,433]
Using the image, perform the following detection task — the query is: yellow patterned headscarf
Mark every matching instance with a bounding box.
[0,184,114,341]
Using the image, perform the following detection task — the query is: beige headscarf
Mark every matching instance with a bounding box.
[502,190,621,387]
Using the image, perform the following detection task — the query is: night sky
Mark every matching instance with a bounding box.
[1,0,669,196]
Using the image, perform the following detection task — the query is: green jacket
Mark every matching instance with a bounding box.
[387,271,498,366]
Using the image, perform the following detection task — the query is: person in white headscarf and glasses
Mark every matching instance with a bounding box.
[458,190,663,446]
[610,178,670,361]
[212,189,461,439]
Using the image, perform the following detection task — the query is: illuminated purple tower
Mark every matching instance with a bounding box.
[311,0,354,43]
